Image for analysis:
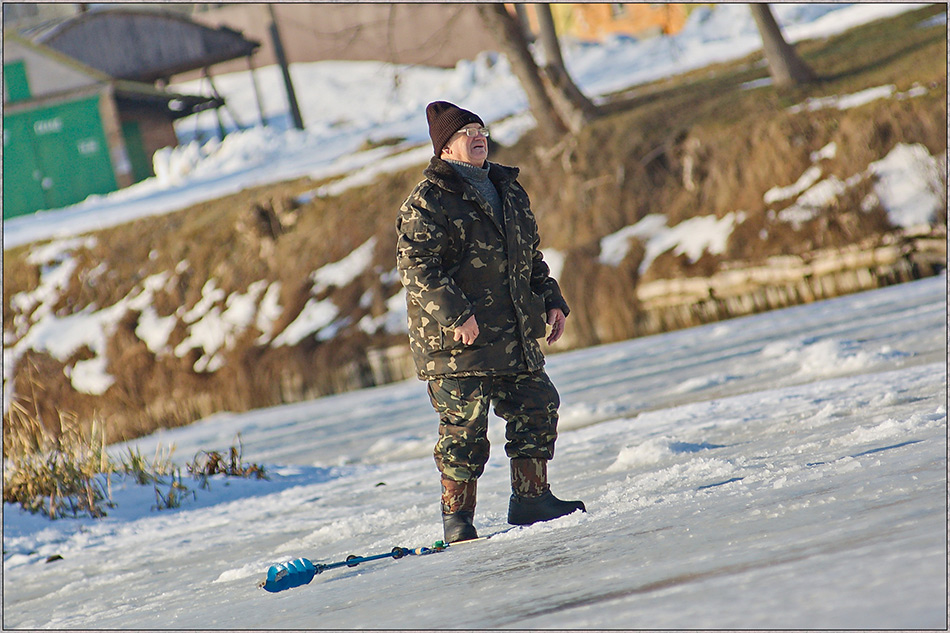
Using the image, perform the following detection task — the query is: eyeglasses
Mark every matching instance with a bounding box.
[455,127,490,138]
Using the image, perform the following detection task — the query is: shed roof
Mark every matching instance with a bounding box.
[30,9,260,83]
[3,31,220,119]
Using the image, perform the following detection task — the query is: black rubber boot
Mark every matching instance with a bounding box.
[508,489,586,526]
[508,457,586,526]
[442,510,478,543]
[441,477,478,542]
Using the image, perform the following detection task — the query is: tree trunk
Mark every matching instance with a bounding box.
[513,4,533,43]
[476,4,567,144]
[534,3,565,69]
[750,4,817,87]
[534,4,599,133]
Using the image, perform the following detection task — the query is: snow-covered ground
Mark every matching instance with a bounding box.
[3,273,946,629]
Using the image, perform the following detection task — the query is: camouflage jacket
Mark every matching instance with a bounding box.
[396,157,569,380]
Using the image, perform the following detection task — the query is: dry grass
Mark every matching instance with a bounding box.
[3,391,266,518]
[2,388,188,518]
[186,434,267,483]
[3,403,113,519]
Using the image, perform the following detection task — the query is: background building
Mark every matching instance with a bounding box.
[556,4,691,40]
[3,8,257,218]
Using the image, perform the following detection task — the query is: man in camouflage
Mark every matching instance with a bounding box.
[396,101,586,543]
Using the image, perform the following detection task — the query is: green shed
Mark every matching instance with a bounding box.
[3,32,222,219]
[3,88,118,217]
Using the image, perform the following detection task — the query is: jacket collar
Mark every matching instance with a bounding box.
[423,156,519,194]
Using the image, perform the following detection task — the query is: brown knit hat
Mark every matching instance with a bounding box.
[426,101,484,156]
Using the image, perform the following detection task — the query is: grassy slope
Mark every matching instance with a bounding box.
[3,6,946,448]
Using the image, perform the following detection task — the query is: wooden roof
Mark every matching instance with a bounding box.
[32,9,260,83]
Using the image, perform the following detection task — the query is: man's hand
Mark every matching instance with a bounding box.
[453,315,480,345]
[546,308,567,345]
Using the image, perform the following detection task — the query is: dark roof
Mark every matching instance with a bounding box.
[31,9,260,83]
[4,31,220,119]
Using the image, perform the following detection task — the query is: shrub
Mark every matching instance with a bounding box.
[186,434,267,486]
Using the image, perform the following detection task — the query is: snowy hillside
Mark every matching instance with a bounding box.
[3,274,946,629]
[2,2,934,249]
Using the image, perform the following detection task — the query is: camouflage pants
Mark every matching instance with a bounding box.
[427,370,559,482]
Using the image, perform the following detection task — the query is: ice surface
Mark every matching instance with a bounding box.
[3,275,945,629]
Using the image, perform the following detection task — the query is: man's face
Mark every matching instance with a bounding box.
[442,123,489,167]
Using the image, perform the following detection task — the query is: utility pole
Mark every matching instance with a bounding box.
[246,55,266,128]
[267,5,304,130]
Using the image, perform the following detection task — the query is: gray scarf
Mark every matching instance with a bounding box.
[448,160,503,227]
